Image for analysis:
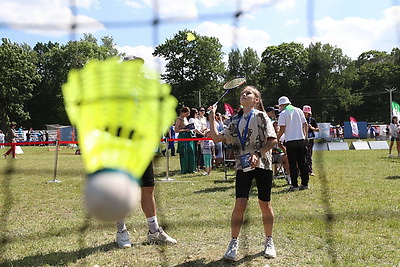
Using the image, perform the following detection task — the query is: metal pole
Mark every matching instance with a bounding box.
[199,89,202,107]
[386,88,396,120]
[48,139,62,183]
[161,138,174,181]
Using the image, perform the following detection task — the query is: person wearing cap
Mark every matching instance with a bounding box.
[276,96,309,191]
[303,105,319,176]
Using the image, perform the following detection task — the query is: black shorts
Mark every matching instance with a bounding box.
[235,168,273,202]
[390,137,399,141]
[141,162,155,187]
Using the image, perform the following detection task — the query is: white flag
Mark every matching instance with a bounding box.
[349,117,359,137]
[392,101,400,119]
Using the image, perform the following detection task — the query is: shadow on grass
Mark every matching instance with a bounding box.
[173,251,264,266]
[2,167,86,177]
[155,170,182,178]
[193,185,235,194]
[1,242,116,267]
[213,179,235,184]
[385,175,400,180]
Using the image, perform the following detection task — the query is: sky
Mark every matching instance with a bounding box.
[1,0,400,71]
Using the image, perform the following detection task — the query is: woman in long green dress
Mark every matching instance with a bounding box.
[175,107,196,174]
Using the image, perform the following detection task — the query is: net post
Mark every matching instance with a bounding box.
[48,139,62,183]
[161,137,174,181]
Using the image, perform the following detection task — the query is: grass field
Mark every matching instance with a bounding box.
[0,144,399,266]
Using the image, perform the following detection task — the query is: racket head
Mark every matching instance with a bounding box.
[223,77,246,90]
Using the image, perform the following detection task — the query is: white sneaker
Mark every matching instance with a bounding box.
[116,229,132,248]
[264,236,276,258]
[389,154,394,158]
[224,238,239,261]
[285,175,291,185]
[147,227,177,244]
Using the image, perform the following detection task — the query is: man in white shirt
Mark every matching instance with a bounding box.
[276,96,309,191]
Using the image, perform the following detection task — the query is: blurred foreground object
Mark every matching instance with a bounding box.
[62,58,177,221]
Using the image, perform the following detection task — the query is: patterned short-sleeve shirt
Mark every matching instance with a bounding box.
[222,109,277,170]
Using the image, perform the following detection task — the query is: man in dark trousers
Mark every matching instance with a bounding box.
[303,105,319,176]
[276,96,309,191]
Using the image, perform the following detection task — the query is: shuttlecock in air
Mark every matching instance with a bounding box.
[186,32,196,42]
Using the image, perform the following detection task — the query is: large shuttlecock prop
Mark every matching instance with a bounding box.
[62,58,177,221]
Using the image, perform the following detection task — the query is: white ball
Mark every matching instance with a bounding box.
[85,170,141,221]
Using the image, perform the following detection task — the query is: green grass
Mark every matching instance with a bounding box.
[1,145,399,266]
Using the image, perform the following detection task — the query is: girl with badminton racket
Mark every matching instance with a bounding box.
[208,85,278,260]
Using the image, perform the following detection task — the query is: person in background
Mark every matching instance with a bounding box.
[115,55,176,248]
[175,107,196,174]
[162,125,176,156]
[188,108,205,171]
[209,86,278,260]
[302,105,319,176]
[388,116,400,158]
[199,131,215,175]
[214,112,224,168]
[3,122,17,158]
[266,106,291,184]
[196,107,208,170]
[0,130,5,149]
[277,96,309,191]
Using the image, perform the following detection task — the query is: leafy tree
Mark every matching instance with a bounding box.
[352,50,394,122]
[153,30,225,109]
[227,48,243,78]
[224,48,243,109]
[242,47,261,88]
[260,42,308,105]
[225,47,261,109]
[0,38,40,131]
[302,42,354,122]
[28,36,120,128]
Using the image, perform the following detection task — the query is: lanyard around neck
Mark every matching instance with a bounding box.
[236,109,255,151]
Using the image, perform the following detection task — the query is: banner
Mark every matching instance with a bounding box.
[349,117,359,137]
[224,103,234,117]
[392,101,400,119]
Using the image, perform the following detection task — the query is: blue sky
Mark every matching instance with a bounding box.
[1,0,399,70]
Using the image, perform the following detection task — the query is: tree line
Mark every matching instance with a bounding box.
[1,30,399,131]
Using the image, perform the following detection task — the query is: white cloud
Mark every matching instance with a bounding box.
[133,0,293,20]
[137,0,198,18]
[75,0,99,9]
[196,21,271,56]
[124,0,143,9]
[299,6,400,58]
[0,0,104,36]
[273,0,295,11]
[117,45,166,73]
[199,0,295,13]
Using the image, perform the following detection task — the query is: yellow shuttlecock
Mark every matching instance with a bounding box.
[62,58,177,221]
[186,32,196,42]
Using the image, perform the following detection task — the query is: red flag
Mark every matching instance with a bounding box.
[224,103,234,117]
[349,117,359,137]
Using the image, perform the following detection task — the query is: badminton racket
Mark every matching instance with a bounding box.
[213,76,246,106]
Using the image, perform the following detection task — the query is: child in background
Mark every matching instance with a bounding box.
[199,131,215,175]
